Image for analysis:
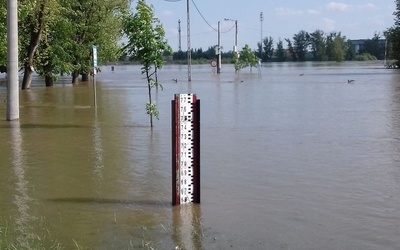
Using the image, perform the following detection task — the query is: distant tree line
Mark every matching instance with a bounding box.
[159,30,388,64]
[256,30,387,62]
[172,46,235,63]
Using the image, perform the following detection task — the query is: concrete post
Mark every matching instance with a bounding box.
[6,0,19,121]
[217,21,221,74]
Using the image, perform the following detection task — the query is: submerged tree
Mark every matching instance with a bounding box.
[19,0,55,89]
[310,30,327,61]
[285,38,297,61]
[257,36,274,62]
[123,0,171,127]
[276,39,285,62]
[386,0,400,66]
[234,44,259,72]
[326,32,348,62]
[15,0,127,87]
[263,36,274,62]
[293,30,310,61]
[65,0,128,83]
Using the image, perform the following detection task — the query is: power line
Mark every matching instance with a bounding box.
[221,25,235,34]
[191,0,216,31]
[239,25,293,38]
[190,0,236,33]
[166,30,215,40]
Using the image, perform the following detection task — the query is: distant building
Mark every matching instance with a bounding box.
[349,39,387,59]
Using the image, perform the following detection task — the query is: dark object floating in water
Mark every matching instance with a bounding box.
[172,78,178,83]
[348,79,355,83]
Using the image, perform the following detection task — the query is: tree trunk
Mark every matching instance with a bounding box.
[44,62,54,87]
[21,64,33,89]
[45,75,53,87]
[81,73,89,81]
[72,71,79,84]
[147,71,153,127]
[21,1,46,90]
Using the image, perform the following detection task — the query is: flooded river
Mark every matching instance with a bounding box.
[1,61,400,249]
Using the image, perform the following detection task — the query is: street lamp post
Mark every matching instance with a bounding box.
[225,18,238,72]
[224,18,238,55]
[260,12,263,46]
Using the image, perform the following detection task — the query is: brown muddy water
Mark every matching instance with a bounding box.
[1,61,400,249]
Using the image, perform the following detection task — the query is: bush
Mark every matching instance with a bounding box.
[354,53,377,61]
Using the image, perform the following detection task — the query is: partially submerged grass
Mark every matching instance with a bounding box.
[0,218,62,250]
[0,214,211,250]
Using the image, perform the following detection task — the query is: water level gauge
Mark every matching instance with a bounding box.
[172,94,200,206]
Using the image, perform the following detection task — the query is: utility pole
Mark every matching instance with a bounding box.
[186,0,191,81]
[234,20,238,54]
[6,0,19,121]
[260,12,264,43]
[178,19,182,51]
[225,18,238,72]
[260,12,264,61]
[224,18,238,54]
[260,12,263,43]
[217,21,221,74]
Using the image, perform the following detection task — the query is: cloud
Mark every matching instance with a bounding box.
[322,18,336,32]
[366,16,386,28]
[326,2,350,12]
[275,7,304,19]
[358,3,377,11]
[161,10,174,17]
[307,9,321,15]
[274,6,323,20]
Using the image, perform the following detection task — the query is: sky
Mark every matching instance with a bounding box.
[143,0,396,52]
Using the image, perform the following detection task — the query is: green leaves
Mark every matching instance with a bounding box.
[0,2,6,66]
[326,32,347,62]
[123,0,171,69]
[123,0,171,127]
[386,1,400,64]
[234,44,259,72]
[146,102,159,120]
[2,0,129,85]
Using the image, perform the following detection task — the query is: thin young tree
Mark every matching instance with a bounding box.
[123,0,171,127]
[234,44,259,73]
